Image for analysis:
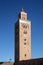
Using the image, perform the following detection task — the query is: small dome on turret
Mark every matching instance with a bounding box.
[18,8,27,20]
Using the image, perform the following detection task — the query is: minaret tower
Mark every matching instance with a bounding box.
[15,8,31,62]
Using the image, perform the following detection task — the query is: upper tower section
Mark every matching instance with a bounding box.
[18,8,27,20]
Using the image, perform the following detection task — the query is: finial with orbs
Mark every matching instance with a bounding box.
[21,8,24,12]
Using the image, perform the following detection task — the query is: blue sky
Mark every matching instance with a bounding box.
[0,0,43,62]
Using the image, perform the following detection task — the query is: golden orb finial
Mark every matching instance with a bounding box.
[21,8,24,12]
